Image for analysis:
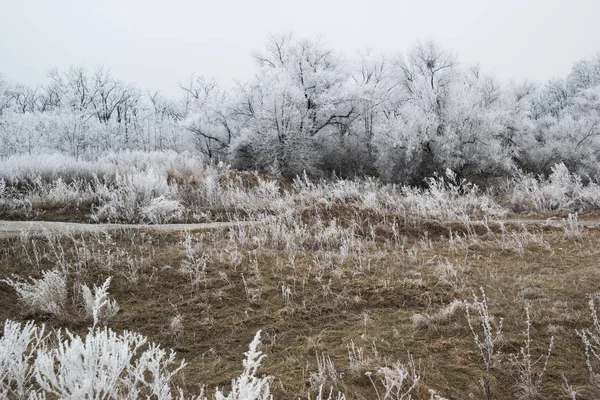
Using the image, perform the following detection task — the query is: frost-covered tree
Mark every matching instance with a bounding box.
[531,78,568,119]
[1,38,600,184]
[229,34,357,176]
[514,54,600,177]
[567,54,600,95]
[0,74,14,116]
[319,49,390,177]
[182,77,236,161]
[373,42,515,184]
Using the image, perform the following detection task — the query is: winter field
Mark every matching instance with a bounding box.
[1,35,600,399]
[3,151,600,399]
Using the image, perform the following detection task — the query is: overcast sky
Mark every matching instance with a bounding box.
[1,0,599,95]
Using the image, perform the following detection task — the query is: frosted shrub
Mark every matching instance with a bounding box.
[91,166,181,223]
[120,167,173,201]
[34,327,185,400]
[93,181,180,224]
[45,178,93,206]
[0,320,273,400]
[141,196,184,224]
[92,185,141,223]
[2,269,68,317]
[511,163,600,211]
[0,320,46,399]
[79,276,120,327]
[401,169,506,219]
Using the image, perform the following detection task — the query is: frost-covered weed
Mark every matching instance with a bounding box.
[213,330,273,400]
[511,163,600,211]
[79,276,120,327]
[2,269,68,317]
[169,314,184,340]
[465,288,503,400]
[310,353,341,391]
[180,232,209,290]
[141,196,184,224]
[366,355,420,400]
[509,308,554,400]
[229,212,363,254]
[578,296,600,389]
[412,299,463,330]
[501,229,551,256]
[563,212,583,240]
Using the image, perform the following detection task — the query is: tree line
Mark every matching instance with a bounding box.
[1,34,600,184]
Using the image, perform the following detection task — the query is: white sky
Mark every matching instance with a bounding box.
[1,0,599,95]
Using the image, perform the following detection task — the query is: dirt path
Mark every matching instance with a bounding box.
[1,216,598,239]
[487,217,600,228]
[0,219,268,239]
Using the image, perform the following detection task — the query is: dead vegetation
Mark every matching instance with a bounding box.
[4,160,600,398]
[2,209,600,398]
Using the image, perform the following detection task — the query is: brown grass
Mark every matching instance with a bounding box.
[1,215,600,399]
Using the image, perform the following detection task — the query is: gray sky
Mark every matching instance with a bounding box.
[1,0,599,95]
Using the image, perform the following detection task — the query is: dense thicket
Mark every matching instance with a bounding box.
[1,35,599,185]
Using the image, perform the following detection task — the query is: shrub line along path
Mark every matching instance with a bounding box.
[1,217,599,239]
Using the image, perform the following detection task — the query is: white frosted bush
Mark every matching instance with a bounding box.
[34,327,185,400]
[0,320,46,399]
[141,196,184,224]
[92,169,181,223]
[0,320,271,400]
[511,163,600,211]
[2,270,68,317]
[117,167,173,201]
[92,185,139,222]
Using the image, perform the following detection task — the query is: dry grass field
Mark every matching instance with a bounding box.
[2,205,600,399]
